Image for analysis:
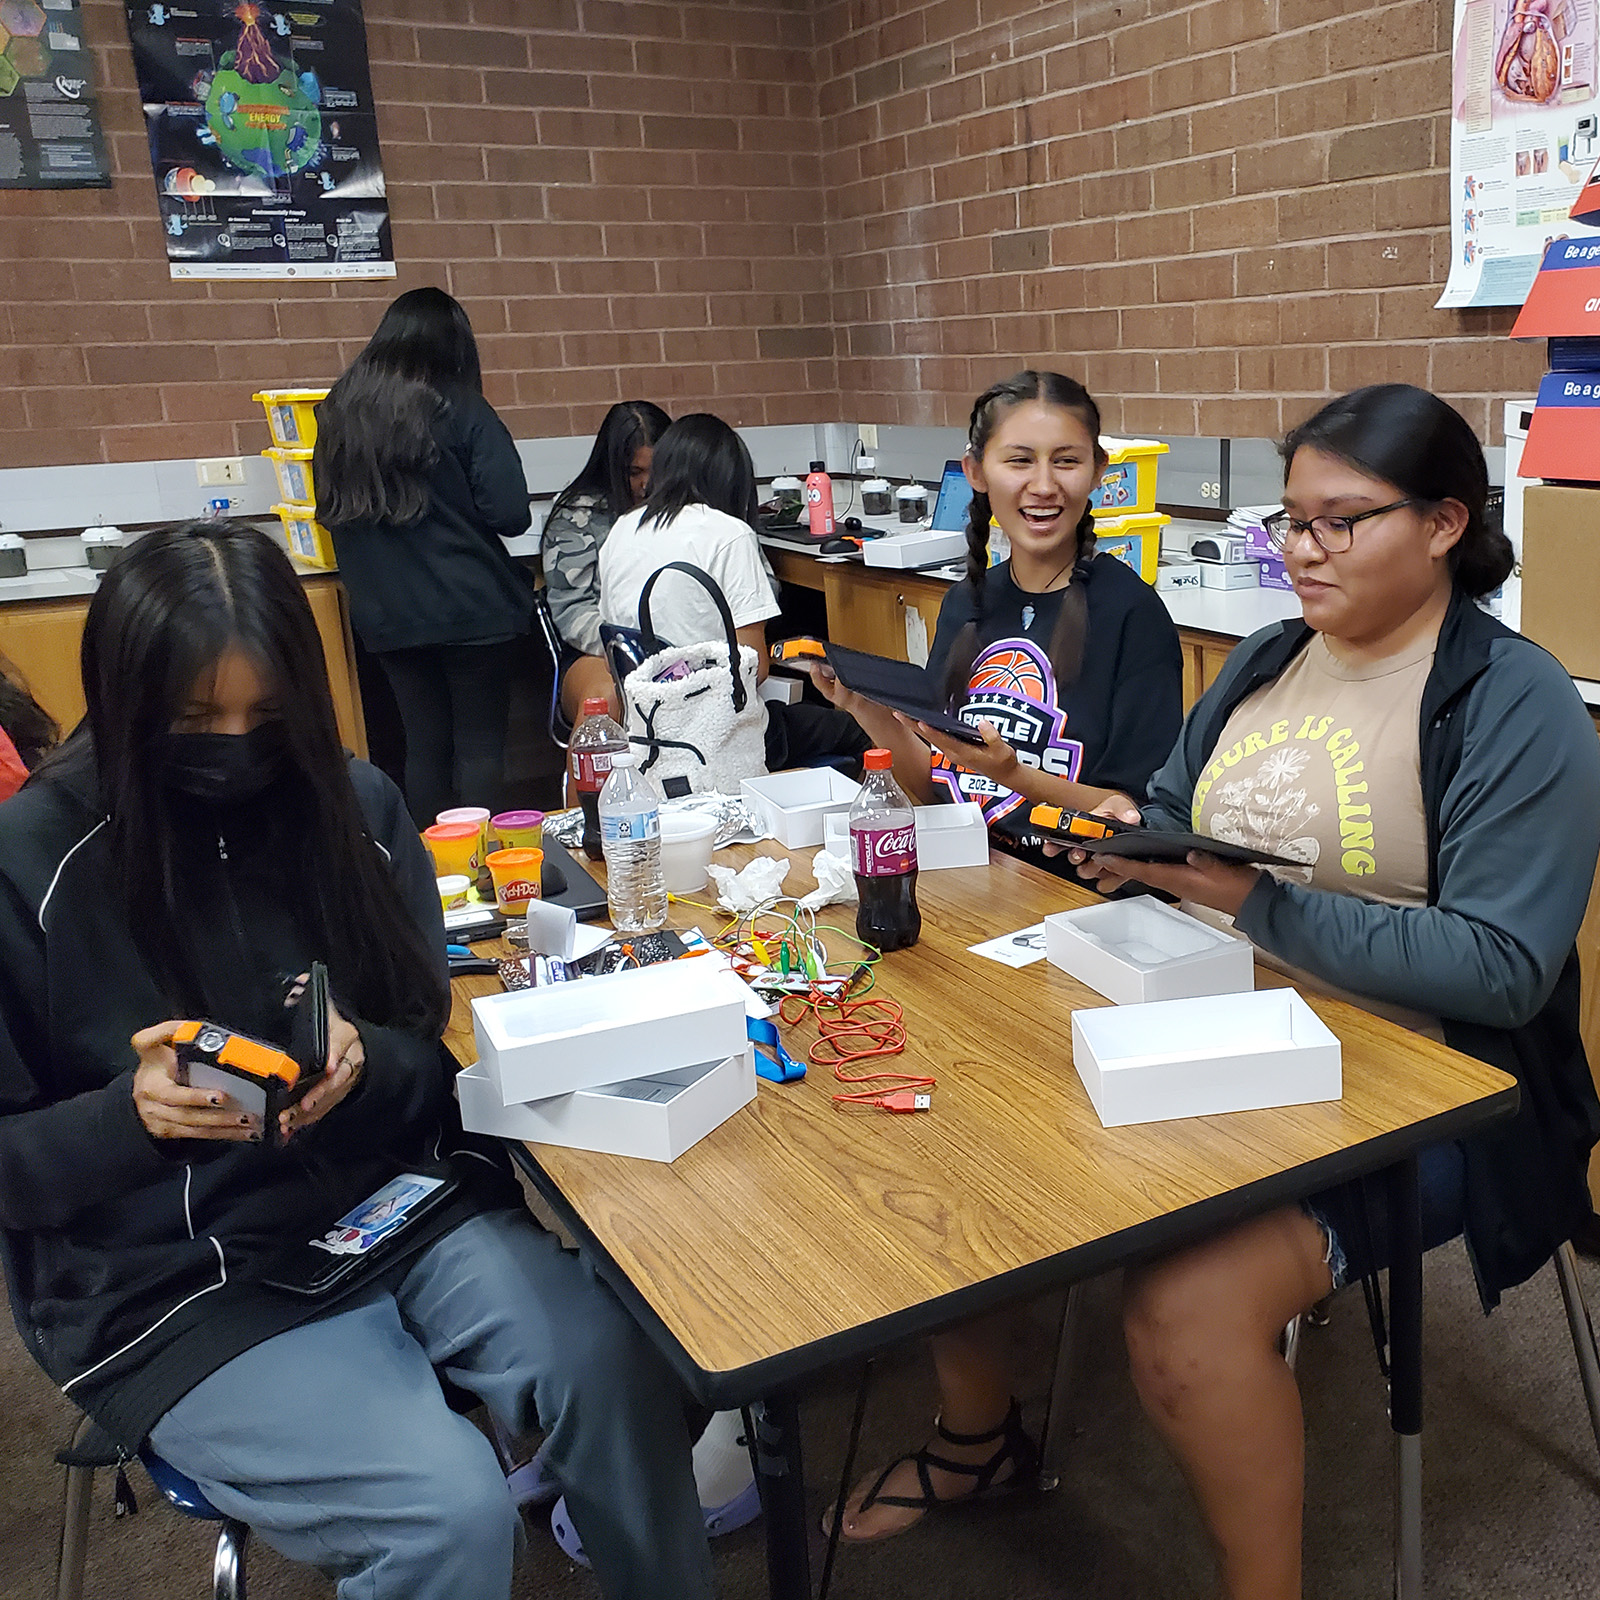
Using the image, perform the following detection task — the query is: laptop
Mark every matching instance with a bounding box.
[929,460,975,531]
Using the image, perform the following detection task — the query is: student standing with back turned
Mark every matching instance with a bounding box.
[315,287,535,827]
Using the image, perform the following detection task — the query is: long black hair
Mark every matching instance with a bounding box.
[1281,385,1510,599]
[0,653,58,770]
[314,287,482,528]
[550,400,671,526]
[943,371,1106,703]
[638,413,760,531]
[52,520,447,1035]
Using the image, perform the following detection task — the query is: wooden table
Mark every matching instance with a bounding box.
[446,843,1517,1600]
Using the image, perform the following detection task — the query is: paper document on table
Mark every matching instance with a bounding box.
[968,924,1048,968]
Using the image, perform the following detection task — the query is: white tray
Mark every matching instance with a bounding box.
[742,768,861,848]
[824,801,989,871]
[1071,988,1341,1127]
[1045,897,1253,1005]
[471,960,751,1105]
[456,1048,755,1163]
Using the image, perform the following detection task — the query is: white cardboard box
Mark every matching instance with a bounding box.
[1070,989,1341,1128]
[471,960,751,1105]
[1198,559,1260,590]
[862,527,969,569]
[1044,897,1253,1005]
[455,1047,756,1162]
[824,801,989,870]
[742,768,861,847]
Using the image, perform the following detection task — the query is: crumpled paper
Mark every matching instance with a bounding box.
[707,855,789,912]
[799,848,857,912]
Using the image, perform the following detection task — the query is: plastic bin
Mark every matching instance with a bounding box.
[252,388,328,448]
[273,503,336,569]
[1092,510,1167,584]
[1090,437,1168,516]
[265,445,315,505]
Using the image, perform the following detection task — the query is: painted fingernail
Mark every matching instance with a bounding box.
[249,1132,263,1143]
[211,1095,225,1107]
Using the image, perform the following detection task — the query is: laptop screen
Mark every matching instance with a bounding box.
[929,459,974,531]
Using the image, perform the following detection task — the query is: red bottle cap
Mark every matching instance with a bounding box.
[863,748,892,770]
[580,697,610,716]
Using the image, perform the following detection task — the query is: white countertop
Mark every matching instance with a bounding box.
[1157,584,1301,637]
[0,567,102,602]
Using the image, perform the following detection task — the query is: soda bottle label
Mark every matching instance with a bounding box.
[852,823,917,876]
[574,750,616,793]
[601,808,660,844]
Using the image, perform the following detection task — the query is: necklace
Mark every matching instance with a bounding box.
[1015,553,1076,632]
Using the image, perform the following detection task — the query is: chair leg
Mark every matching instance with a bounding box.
[1281,1314,1304,1374]
[56,1462,94,1600]
[213,1518,249,1600]
[1035,1283,1084,1491]
[1554,1240,1600,1466]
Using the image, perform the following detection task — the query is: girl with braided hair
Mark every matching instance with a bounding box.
[811,369,1182,883]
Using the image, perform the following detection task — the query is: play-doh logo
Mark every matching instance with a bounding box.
[932,636,1084,822]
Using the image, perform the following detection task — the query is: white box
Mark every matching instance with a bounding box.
[455,1047,756,1162]
[742,768,861,847]
[1044,897,1253,1005]
[1198,560,1260,590]
[1070,989,1341,1128]
[471,960,751,1104]
[825,801,988,869]
[862,527,969,569]
[1155,563,1202,592]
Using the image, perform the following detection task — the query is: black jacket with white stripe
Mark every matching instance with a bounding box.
[0,754,509,1450]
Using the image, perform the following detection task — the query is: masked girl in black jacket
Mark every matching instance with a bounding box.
[0,523,711,1600]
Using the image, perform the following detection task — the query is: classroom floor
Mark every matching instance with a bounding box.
[4,1237,1598,1599]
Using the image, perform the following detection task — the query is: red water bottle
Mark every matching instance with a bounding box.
[805,460,835,540]
[849,749,921,952]
[569,697,628,862]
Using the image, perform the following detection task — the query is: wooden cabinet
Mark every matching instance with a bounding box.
[822,566,948,662]
[0,574,367,758]
[1179,629,1237,710]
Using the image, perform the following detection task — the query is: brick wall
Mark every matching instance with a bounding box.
[814,0,1545,443]
[0,0,1547,470]
[0,0,831,469]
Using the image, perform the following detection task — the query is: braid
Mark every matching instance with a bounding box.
[964,490,993,598]
[1074,501,1097,561]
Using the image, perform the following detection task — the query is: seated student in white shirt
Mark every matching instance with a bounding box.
[599,412,870,772]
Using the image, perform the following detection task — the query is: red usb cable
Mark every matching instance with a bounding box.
[778,992,934,1112]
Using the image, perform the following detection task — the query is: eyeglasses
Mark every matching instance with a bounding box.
[1261,498,1416,554]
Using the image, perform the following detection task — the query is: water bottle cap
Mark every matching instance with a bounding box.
[863,748,892,770]
[809,460,826,472]
[580,697,610,716]
[610,749,637,768]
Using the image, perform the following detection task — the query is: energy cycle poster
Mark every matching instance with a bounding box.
[1440,0,1600,308]
[124,0,394,280]
[0,0,111,188]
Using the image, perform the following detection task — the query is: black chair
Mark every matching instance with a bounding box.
[531,589,573,752]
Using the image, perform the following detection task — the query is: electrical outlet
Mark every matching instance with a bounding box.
[196,457,247,487]
[859,424,878,449]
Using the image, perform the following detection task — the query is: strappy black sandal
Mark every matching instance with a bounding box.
[826,1398,1039,1544]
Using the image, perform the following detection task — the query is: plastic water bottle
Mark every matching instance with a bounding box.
[850,749,921,952]
[569,697,629,862]
[805,459,835,540]
[598,750,667,933]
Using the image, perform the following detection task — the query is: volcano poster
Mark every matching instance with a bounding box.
[124,0,394,279]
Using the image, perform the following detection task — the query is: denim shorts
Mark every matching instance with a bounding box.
[1302,1139,1467,1290]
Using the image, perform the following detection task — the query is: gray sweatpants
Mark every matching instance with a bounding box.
[148,1209,715,1600]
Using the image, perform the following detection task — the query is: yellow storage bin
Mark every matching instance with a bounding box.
[1093,510,1168,585]
[253,388,328,448]
[1090,436,1168,517]
[265,445,315,506]
[273,502,336,569]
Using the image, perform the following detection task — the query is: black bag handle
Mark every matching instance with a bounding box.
[635,561,748,714]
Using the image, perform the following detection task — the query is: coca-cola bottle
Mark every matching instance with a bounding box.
[849,748,921,952]
[569,697,629,862]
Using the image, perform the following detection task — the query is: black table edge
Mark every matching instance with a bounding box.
[508,1081,1518,1410]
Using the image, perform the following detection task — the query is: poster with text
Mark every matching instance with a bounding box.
[1440,0,1600,308]
[124,0,393,280]
[0,0,110,188]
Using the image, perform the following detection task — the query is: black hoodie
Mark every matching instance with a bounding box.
[0,755,511,1449]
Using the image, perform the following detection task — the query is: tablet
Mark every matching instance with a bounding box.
[1025,804,1302,868]
[821,643,987,746]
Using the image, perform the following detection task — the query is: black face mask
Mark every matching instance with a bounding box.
[161,723,289,805]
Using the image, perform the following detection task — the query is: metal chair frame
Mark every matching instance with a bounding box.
[531,588,573,753]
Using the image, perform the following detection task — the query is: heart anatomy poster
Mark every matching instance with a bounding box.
[0,0,110,188]
[1440,0,1600,308]
[124,0,394,279]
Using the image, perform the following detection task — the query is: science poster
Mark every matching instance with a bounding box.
[123,0,394,279]
[0,0,111,188]
[1440,0,1600,308]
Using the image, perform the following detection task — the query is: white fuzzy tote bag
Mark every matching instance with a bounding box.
[621,562,768,797]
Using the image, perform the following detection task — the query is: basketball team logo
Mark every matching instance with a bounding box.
[932,637,1084,823]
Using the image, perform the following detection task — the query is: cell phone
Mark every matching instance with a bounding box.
[260,1173,460,1297]
[172,1021,303,1143]
[771,637,827,663]
[1024,803,1302,868]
